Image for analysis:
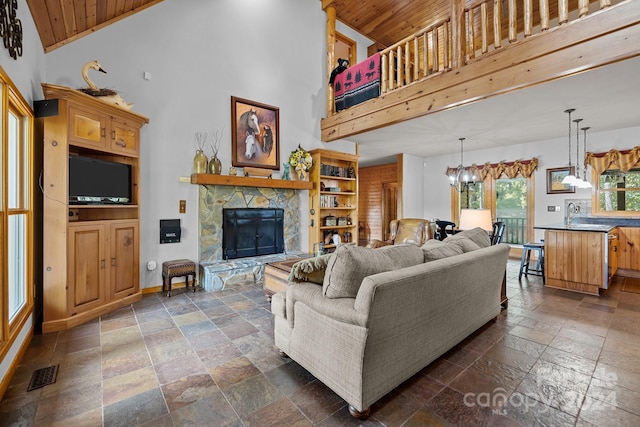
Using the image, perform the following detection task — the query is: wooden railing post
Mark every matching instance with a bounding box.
[325,3,336,116]
[450,0,466,68]
[578,0,590,17]
[524,0,533,37]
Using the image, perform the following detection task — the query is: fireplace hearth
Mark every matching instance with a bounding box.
[222,208,284,259]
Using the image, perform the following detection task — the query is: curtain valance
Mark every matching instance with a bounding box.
[585,146,640,174]
[446,157,538,180]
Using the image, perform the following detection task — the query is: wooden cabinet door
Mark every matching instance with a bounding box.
[110,117,139,157]
[110,221,139,300]
[618,227,640,271]
[68,106,108,149]
[68,223,107,315]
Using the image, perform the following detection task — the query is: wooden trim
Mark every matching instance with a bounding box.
[190,174,313,190]
[0,323,33,401]
[397,154,404,219]
[42,292,142,333]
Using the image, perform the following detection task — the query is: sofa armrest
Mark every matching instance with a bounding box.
[366,239,393,249]
[283,282,368,328]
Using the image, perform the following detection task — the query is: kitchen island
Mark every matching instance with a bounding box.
[534,222,618,295]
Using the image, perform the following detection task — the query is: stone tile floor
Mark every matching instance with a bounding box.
[1,259,640,426]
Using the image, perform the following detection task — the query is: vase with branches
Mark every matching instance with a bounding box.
[193,131,209,174]
[208,128,223,175]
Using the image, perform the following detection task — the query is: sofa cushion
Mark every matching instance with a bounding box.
[444,227,491,248]
[322,244,424,299]
[288,253,333,284]
[421,239,464,261]
[448,237,482,253]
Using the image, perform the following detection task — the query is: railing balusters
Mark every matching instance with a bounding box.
[481,2,488,53]
[413,37,419,81]
[443,22,449,70]
[467,8,475,60]
[422,32,428,76]
[494,0,502,48]
[559,0,569,24]
[432,28,440,72]
[578,0,590,17]
[524,0,533,37]
[508,0,517,43]
[405,41,411,85]
[540,0,550,31]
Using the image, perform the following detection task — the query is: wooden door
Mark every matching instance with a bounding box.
[110,221,139,300]
[68,106,108,150]
[67,223,107,315]
[110,117,140,157]
[618,227,640,271]
[382,182,397,240]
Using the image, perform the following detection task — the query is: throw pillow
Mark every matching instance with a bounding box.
[448,237,482,253]
[421,239,464,261]
[445,227,491,248]
[322,244,424,299]
[288,253,333,284]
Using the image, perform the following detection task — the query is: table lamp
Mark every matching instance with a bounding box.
[458,209,493,232]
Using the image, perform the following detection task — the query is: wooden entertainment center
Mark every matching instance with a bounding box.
[40,84,149,333]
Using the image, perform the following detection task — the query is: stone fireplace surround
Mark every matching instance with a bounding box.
[198,185,306,291]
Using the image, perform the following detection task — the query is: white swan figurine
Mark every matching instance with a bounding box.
[79,60,134,110]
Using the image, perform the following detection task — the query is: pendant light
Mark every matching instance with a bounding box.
[449,138,466,189]
[561,108,578,186]
[579,126,593,188]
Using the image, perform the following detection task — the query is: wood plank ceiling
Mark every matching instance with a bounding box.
[26,0,454,54]
[26,0,165,53]
[325,0,451,49]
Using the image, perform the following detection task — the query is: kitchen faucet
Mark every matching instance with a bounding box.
[567,202,580,226]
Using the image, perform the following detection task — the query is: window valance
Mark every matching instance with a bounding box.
[446,157,538,180]
[585,146,640,174]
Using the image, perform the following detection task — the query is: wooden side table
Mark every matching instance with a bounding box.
[162,259,197,297]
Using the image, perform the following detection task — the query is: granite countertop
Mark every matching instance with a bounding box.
[534,223,617,232]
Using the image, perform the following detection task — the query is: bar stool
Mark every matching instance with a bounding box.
[519,242,545,283]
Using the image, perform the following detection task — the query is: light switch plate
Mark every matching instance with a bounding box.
[179,200,186,213]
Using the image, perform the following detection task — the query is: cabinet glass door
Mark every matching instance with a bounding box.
[69,107,107,148]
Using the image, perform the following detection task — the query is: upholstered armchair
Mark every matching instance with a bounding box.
[366,218,433,248]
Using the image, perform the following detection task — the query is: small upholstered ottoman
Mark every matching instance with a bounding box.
[161,259,197,297]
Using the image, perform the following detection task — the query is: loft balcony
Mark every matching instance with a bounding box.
[320,0,640,143]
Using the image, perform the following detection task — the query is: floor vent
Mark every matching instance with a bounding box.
[27,365,59,392]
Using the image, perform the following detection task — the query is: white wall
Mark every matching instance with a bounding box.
[401,153,425,218]
[0,0,46,392]
[423,126,640,241]
[42,0,356,289]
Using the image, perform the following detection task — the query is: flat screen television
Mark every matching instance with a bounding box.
[69,155,132,204]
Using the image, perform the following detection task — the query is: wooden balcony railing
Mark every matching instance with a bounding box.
[326,0,619,119]
[463,0,615,62]
[379,18,451,94]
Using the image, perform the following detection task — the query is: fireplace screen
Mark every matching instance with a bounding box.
[222,208,284,259]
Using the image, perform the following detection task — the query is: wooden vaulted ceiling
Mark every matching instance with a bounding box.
[27,0,451,54]
[26,0,165,53]
[324,0,451,49]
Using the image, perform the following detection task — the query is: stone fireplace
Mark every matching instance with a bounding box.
[197,184,304,291]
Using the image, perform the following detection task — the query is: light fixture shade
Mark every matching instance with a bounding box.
[561,174,578,185]
[458,209,493,231]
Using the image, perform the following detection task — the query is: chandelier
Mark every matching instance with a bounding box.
[448,138,477,190]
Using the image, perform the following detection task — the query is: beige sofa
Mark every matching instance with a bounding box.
[271,228,510,418]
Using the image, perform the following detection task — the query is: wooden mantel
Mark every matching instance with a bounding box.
[190,174,313,190]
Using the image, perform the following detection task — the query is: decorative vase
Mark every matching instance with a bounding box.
[208,154,222,174]
[193,149,208,174]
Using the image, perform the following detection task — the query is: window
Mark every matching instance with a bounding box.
[597,168,640,212]
[451,158,537,245]
[587,147,640,216]
[0,66,33,350]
